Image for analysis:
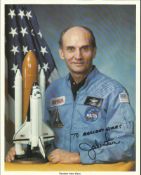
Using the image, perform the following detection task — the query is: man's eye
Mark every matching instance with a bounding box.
[67,47,75,52]
[81,46,91,52]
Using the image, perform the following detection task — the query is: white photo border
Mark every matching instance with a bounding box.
[0,0,140,175]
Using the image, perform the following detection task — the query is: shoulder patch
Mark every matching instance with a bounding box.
[119,92,129,103]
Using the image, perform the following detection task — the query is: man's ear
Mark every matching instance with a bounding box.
[59,48,65,60]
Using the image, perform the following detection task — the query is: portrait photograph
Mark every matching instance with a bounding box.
[0,0,140,175]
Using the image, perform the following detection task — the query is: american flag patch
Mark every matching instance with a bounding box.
[119,92,129,103]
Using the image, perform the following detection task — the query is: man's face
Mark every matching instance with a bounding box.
[59,27,96,75]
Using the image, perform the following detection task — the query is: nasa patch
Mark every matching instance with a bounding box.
[85,108,98,122]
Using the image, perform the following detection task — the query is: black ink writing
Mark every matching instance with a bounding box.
[83,124,122,136]
[71,133,79,138]
[79,134,120,160]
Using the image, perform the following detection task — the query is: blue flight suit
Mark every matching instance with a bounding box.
[44,66,135,164]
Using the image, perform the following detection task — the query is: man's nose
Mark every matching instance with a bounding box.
[75,49,82,59]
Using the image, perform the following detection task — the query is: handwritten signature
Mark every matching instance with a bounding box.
[79,134,120,160]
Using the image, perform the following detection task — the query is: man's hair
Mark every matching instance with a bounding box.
[59,25,97,48]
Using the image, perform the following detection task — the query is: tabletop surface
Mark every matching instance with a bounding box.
[5,161,135,171]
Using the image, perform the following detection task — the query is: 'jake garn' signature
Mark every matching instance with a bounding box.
[79,133,120,160]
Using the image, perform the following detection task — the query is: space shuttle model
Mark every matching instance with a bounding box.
[13,51,54,162]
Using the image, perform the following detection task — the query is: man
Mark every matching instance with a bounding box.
[6,26,135,164]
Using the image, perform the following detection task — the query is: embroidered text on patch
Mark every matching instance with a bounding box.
[50,96,65,107]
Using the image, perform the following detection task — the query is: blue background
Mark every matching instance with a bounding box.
[32,5,136,111]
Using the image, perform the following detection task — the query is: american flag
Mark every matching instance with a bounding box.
[5,5,58,147]
[5,5,58,99]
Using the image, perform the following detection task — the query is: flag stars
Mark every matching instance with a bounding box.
[8,9,16,19]
[20,27,28,37]
[9,27,18,38]
[37,30,42,38]
[43,63,49,72]
[40,46,48,56]
[11,64,18,73]
[18,9,25,19]
[26,11,32,20]
[22,45,28,55]
[10,45,19,55]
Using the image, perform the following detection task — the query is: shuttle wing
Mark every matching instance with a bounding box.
[13,121,31,144]
[42,122,55,142]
